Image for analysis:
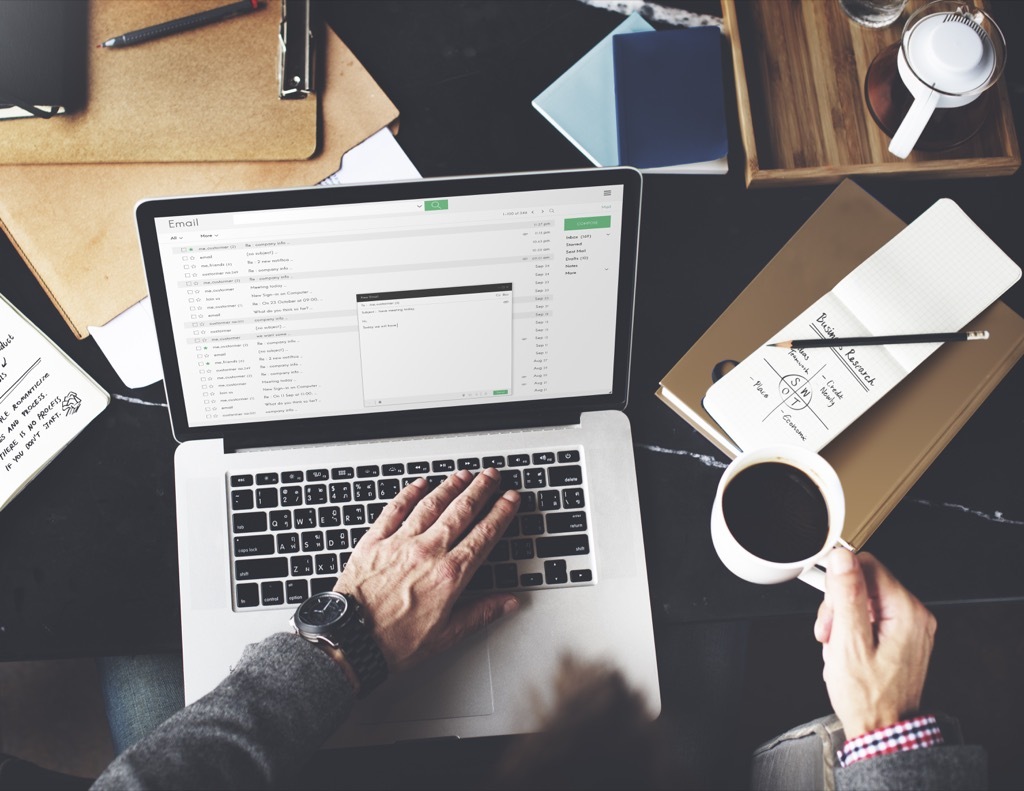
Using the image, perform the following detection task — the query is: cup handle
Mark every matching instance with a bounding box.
[888,87,940,159]
[798,564,827,591]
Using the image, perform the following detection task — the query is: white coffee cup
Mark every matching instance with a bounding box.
[711,445,847,591]
[888,2,1005,159]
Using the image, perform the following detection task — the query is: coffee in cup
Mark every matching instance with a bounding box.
[711,445,846,590]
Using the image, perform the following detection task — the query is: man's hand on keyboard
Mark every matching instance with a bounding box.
[335,468,520,673]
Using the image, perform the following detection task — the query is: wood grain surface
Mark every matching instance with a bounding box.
[722,0,1020,186]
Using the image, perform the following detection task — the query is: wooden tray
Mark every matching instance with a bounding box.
[721,0,1021,187]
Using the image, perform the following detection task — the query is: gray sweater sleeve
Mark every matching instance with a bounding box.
[91,632,356,790]
[836,745,988,790]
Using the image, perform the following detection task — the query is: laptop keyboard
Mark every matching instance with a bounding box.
[228,448,594,610]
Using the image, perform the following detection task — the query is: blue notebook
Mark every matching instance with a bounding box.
[612,27,728,173]
[531,12,654,167]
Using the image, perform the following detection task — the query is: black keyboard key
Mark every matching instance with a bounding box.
[357,465,380,478]
[458,458,481,470]
[277,533,299,554]
[325,529,349,550]
[261,581,285,606]
[269,510,292,531]
[558,450,581,463]
[499,470,521,490]
[508,454,530,467]
[291,555,314,576]
[532,452,556,465]
[236,583,259,607]
[524,468,546,489]
[282,470,304,483]
[383,463,405,476]
[307,469,329,481]
[367,503,386,523]
[432,459,455,472]
[235,557,288,580]
[570,569,593,583]
[286,579,309,604]
[231,490,254,510]
[232,512,267,533]
[329,482,352,503]
[301,531,324,552]
[351,527,370,546]
[518,491,537,513]
[256,488,278,509]
[293,508,317,530]
[546,511,587,534]
[256,472,279,485]
[331,467,354,480]
[511,539,535,560]
[353,481,376,501]
[280,486,302,507]
[408,461,430,474]
[378,479,400,500]
[318,506,341,527]
[311,577,337,595]
[536,535,590,558]
[402,477,419,488]
[230,474,253,487]
[488,541,510,563]
[427,475,447,489]
[234,535,274,556]
[538,490,561,511]
[305,484,328,505]
[544,559,568,585]
[562,488,585,508]
[520,514,544,535]
[548,465,583,486]
[339,552,352,571]
[343,505,365,526]
[494,563,518,589]
[466,565,494,591]
[315,554,338,575]
[503,518,520,538]
[521,573,543,587]
[482,456,506,469]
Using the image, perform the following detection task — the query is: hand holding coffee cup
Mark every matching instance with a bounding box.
[711,445,847,590]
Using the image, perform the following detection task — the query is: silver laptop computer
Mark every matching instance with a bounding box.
[136,167,660,745]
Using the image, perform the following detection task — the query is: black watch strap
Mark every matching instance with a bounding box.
[336,605,389,697]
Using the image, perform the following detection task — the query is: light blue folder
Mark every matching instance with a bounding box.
[532,12,654,167]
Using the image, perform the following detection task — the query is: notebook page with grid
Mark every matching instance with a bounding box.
[702,199,1021,452]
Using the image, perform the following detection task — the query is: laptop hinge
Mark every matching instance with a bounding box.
[222,409,585,454]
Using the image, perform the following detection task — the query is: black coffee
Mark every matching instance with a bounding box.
[721,461,829,563]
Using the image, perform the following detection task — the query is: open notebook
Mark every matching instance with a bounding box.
[703,199,1021,452]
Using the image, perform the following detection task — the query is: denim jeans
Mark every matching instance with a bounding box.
[97,653,185,755]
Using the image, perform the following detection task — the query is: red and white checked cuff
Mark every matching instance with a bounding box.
[837,715,944,767]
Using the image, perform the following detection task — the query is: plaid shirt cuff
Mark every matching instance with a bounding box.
[837,715,944,767]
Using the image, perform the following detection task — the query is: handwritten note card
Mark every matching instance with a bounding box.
[1,292,108,509]
[703,200,1021,452]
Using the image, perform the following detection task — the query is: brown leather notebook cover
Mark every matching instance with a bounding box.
[0,27,399,339]
[0,0,317,164]
[657,179,1024,549]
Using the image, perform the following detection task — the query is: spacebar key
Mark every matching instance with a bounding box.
[235,557,289,580]
[536,535,590,558]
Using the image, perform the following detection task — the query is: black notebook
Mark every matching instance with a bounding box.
[0,0,88,119]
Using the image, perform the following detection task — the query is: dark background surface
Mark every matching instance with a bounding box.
[1,0,1023,666]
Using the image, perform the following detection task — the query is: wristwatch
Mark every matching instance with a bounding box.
[291,590,388,696]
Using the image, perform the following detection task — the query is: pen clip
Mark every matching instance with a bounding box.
[279,0,315,99]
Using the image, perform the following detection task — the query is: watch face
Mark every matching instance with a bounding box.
[298,591,348,628]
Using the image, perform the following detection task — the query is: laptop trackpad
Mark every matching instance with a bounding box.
[350,629,494,724]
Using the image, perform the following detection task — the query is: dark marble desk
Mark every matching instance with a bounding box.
[1,0,1022,661]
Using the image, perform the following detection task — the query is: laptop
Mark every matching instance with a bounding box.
[136,167,660,745]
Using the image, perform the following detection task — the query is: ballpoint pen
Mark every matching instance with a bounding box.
[99,0,262,49]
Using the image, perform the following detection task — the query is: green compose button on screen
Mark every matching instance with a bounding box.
[564,216,611,231]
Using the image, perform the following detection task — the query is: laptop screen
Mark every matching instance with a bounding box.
[137,169,641,444]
